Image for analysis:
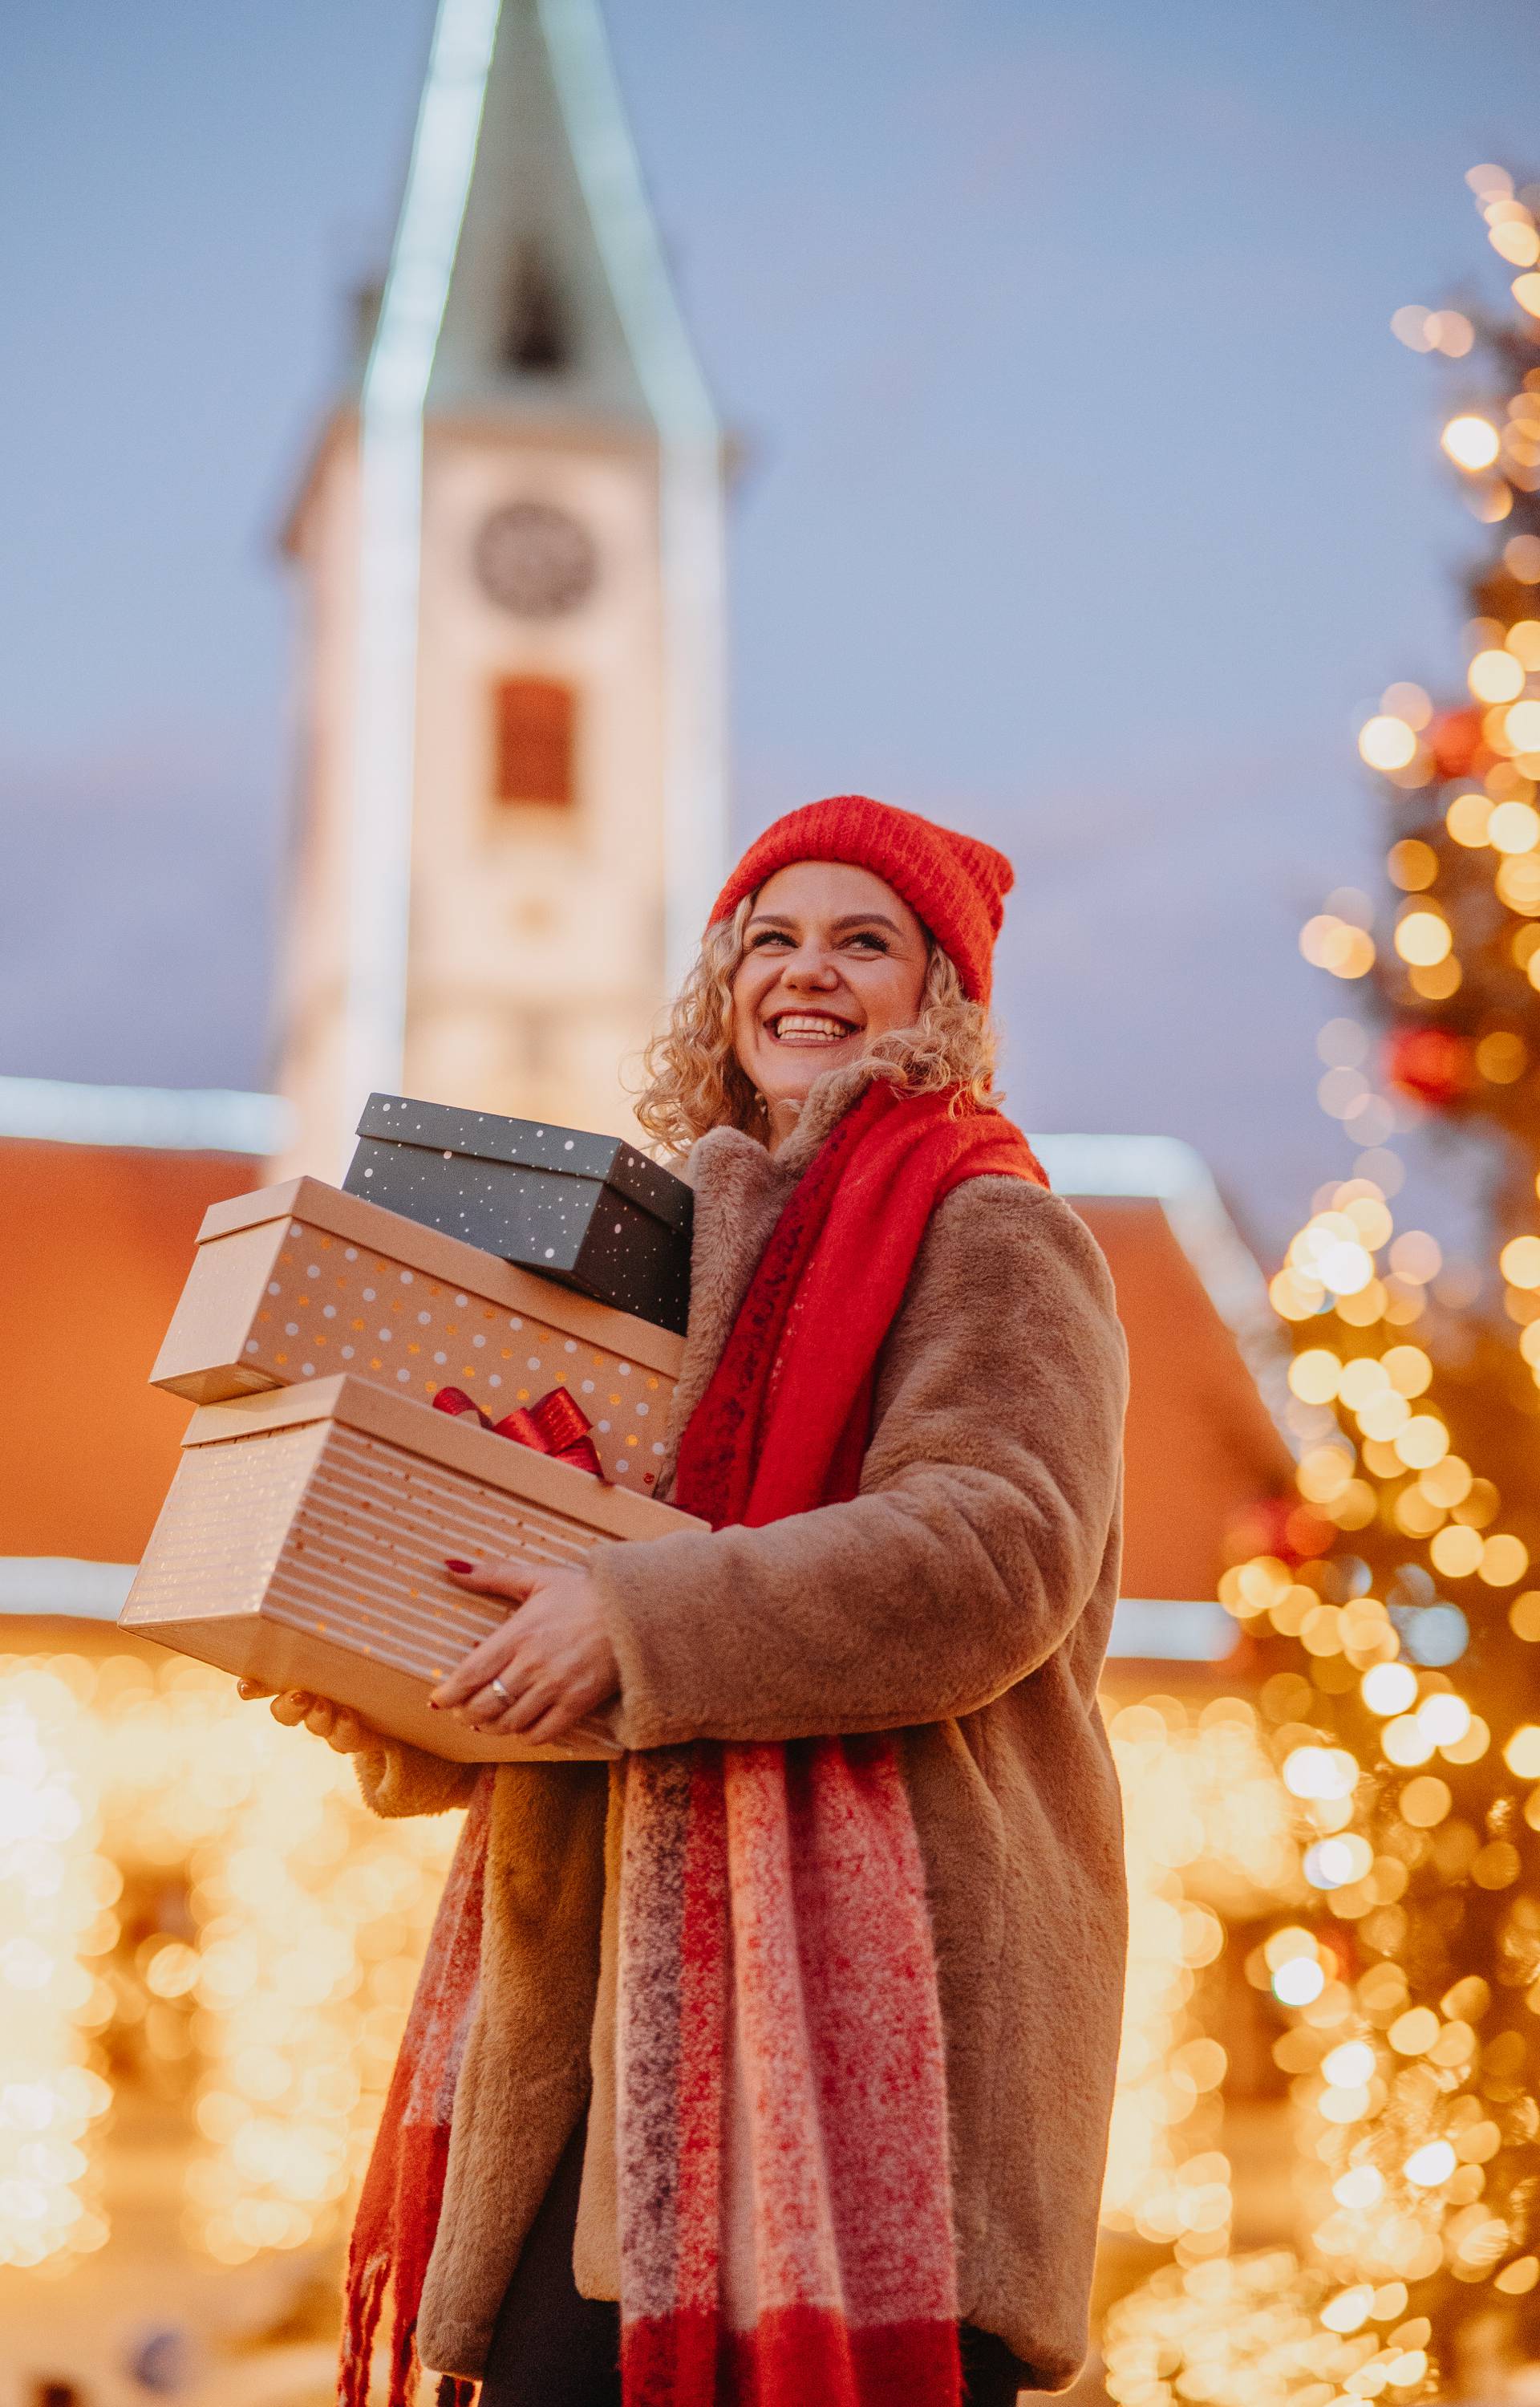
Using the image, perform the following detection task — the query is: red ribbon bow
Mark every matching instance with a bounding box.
[432,1383,606,1481]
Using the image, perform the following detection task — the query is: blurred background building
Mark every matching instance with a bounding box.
[10,3,1540,2403]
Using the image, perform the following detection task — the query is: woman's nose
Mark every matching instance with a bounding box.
[780,948,841,988]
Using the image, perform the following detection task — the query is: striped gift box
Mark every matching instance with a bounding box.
[120,1374,705,1763]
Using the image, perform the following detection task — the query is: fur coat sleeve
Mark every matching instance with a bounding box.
[352,1739,480,1819]
[592,1175,1128,1750]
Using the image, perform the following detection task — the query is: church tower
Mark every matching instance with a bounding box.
[273,0,727,1177]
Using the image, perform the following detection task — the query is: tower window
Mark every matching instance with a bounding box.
[505,246,569,374]
[493,676,576,806]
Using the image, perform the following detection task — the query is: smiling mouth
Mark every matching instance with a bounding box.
[764,1012,860,1045]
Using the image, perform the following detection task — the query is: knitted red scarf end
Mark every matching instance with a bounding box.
[623,2304,962,2407]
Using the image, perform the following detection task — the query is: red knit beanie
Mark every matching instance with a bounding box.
[708,796,1013,1006]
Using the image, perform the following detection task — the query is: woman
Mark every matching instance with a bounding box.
[256,795,1129,2407]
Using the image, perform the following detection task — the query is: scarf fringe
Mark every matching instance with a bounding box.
[338,2251,387,2407]
[336,1777,492,2405]
[336,2251,440,2407]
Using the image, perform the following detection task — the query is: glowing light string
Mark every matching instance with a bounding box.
[0,1074,290,1157]
[339,0,503,1170]
[537,0,728,990]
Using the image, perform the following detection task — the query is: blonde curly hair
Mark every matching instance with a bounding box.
[632,893,1003,1159]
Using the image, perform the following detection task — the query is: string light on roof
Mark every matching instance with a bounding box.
[338,0,504,1167]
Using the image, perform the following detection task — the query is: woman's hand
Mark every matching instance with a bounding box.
[430,1559,619,1747]
[236,1679,378,1756]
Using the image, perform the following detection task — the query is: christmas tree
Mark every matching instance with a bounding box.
[1105,165,1540,2407]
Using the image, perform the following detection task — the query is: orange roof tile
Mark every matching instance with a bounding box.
[0,1139,260,1562]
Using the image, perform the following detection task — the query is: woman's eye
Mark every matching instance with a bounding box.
[845,932,888,953]
[749,930,792,949]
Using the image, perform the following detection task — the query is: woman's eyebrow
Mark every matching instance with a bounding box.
[744,910,907,936]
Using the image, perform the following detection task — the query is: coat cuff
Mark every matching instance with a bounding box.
[353,1737,480,1818]
[590,1529,722,1751]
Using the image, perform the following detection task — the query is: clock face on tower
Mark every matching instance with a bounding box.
[472,500,598,619]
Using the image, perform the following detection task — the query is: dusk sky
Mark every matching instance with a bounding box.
[6,2,1540,1254]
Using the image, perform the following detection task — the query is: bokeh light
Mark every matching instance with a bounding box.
[1102,1699,1299,2264]
[0,1651,457,2272]
[1441,415,1502,471]
[1359,716,1418,771]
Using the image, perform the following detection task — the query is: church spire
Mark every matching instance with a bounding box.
[274,0,727,1176]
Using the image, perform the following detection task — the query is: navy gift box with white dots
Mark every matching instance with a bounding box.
[343,1095,693,1337]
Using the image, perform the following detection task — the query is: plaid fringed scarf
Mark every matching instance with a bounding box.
[618,1083,1045,2405]
[338,1772,492,2407]
[337,1080,1045,2406]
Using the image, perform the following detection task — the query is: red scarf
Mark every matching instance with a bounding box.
[618,1082,1045,2405]
[338,1081,1044,2406]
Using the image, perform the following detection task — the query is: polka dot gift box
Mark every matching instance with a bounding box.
[152,1176,682,1496]
[120,1374,706,1764]
[343,1094,693,1337]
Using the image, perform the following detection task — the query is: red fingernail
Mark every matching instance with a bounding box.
[444,1558,474,1574]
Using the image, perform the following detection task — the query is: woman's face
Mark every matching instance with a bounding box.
[730,859,930,1138]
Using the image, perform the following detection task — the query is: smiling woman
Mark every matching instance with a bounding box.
[257,795,1129,2407]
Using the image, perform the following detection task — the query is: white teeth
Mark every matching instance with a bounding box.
[769,1013,855,1043]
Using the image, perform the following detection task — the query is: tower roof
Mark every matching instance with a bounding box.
[379,0,716,438]
[286,0,719,522]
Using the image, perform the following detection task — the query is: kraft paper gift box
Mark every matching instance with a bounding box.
[120,1374,706,1764]
[343,1094,693,1337]
[150,1176,681,1499]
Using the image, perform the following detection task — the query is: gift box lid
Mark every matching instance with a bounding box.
[353,1096,693,1235]
[180,1373,704,1544]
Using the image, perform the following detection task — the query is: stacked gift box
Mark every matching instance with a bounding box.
[122,1103,699,1764]
[344,1092,693,1336]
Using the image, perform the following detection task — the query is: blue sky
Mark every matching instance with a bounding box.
[4,1,1540,1252]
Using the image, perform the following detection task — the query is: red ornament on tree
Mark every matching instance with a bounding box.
[1384,1022,1473,1108]
[1226,1493,1335,1569]
[1427,706,1485,781]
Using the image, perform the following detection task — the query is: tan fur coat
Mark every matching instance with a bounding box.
[354,1060,1129,2390]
